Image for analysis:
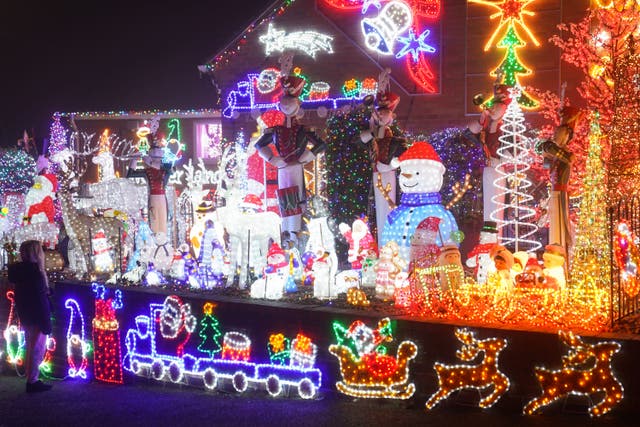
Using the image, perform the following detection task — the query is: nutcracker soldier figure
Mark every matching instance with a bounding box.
[359,69,406,243]
[254,53,327,233]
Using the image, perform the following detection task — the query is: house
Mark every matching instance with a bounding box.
[200,0,589,139]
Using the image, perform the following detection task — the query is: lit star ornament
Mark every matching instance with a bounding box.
[395,28,436,62]
[468,0,540,51]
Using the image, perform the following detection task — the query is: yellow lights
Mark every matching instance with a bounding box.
[426,328,509,409]
[346,287,370,307]
[524,331,624,417]
[469,0,541,51]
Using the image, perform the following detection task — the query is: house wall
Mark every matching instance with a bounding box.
[213,0,590,139]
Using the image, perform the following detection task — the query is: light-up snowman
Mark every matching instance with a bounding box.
[380,142,459,264]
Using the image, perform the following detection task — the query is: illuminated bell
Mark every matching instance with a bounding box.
[361,1,412,55]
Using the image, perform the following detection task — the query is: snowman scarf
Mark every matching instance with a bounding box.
[387,192,442,225]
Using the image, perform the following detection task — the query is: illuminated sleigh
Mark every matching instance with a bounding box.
[329,318,418,400]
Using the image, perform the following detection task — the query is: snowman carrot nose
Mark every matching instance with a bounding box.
[401,173,412,178]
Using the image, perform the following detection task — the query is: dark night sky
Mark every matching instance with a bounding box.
[0,0,274,147]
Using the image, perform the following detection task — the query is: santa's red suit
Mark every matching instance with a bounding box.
[27,196,55,224]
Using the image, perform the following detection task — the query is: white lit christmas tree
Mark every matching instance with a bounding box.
[491,86,541,252]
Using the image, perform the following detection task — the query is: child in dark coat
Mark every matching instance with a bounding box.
[8,240,53,392]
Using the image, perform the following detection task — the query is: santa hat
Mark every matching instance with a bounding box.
[268,242,285,259]
[93,230,106,240]
[416,216,441,233]
[375,90,400,111]
[398,142,445,174]
[526,257,541,270]
[545,243,566,259]
[240,194,264,212]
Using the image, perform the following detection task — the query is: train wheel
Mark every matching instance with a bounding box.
[298,378,316,399]
[151,359,165,380]
[232,371,248,393]
[203,368,218,390]
[131,359,141,375]
[168,361,183,383]
[266,375,281,397]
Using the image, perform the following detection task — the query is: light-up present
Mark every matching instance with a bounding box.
[329,318,417,399]
[523,331,624,417]
[91,284,124,384]
[425,328,510,410]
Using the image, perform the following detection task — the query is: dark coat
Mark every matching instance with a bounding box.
[8,261,52,334]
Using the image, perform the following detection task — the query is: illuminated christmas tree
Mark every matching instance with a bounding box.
[469,0,541,109]
[47,113,67,174]
[0,149,37,194]
[325,108,373,261]
[493,25,537,108]
[491,87,541,252]
[197,302,222,358]
[570,115,610,290]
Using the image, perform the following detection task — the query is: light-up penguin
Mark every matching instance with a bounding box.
[254,53,327,233]
[380,142,459,264]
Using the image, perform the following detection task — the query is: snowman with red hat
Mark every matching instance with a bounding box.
[250,242,294,300]
[254,53,327,233]
[380,142,459,264]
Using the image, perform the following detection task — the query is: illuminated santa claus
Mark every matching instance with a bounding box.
[24,174,58,224]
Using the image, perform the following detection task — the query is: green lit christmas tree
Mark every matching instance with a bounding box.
[493,26,538,108]
[197,302,222,358]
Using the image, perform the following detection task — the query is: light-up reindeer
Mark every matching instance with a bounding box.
[57,159,127,276]
[65,299,90,379]
[523,330,624,417]
[425,328,509,410]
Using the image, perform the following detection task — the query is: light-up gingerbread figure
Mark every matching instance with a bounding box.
[425,328,509,410]
[523,330,623,417]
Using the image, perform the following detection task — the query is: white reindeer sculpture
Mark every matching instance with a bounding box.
[523,330,624,417]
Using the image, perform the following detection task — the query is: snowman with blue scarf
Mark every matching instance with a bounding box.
[380,141,459,264]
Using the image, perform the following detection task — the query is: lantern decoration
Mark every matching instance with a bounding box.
[524,331,624,417]
[65,299,90,379]
[613,221,640,298]
[290,334,317,369]
[91,284,124,384]
[221,331,252,362]
[329,318,418,399]
[425,328,510,410]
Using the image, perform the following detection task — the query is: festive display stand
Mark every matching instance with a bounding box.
[1,279,639,419]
